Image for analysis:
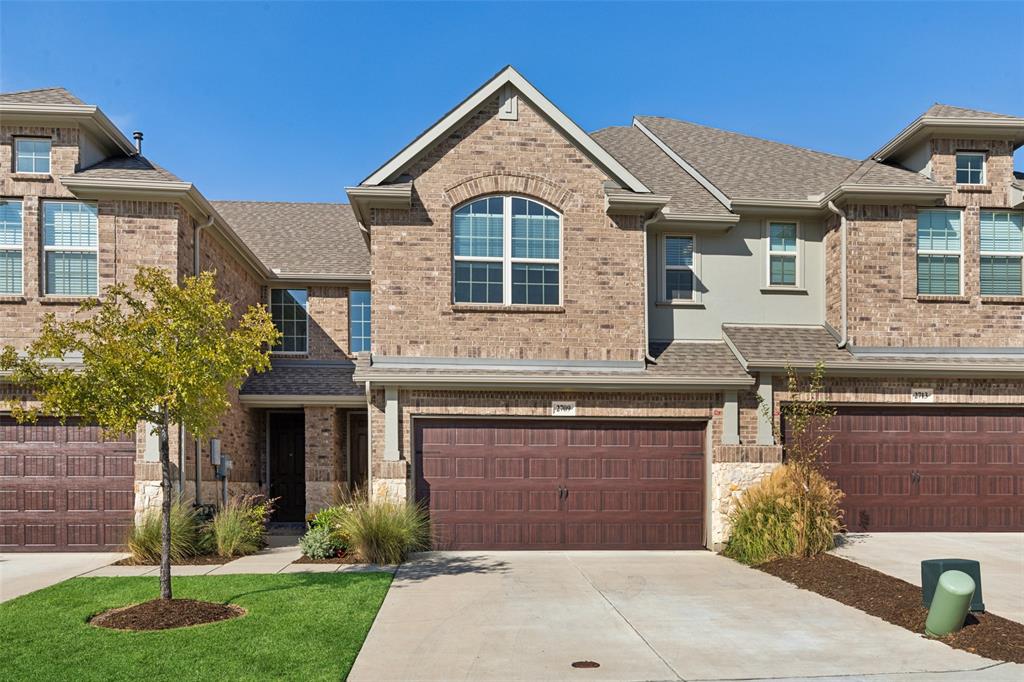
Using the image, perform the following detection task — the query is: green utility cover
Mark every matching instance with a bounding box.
[921,558,985,612]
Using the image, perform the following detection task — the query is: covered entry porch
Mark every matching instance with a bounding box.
[239,359,368,520]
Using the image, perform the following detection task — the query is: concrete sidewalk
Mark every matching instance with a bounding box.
[0,551,127,602]
[834,533,1024,623]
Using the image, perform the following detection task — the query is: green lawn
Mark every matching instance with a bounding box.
[0,572,392,681]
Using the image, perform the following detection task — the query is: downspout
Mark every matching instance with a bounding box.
[826,201,848,348]
[642,212,658,363]
[190,215,214,504]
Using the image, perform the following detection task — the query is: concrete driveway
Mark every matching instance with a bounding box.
[0,551,126,602]
[349,551,1019,682]
[834,532,1024,623]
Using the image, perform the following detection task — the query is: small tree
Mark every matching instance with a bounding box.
[757,362,841,555]
[0,268,279,599]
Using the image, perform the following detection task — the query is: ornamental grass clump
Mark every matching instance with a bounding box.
[724,464,844,565]
[126,500,204,564]
[208,495,275,559]
[339,498,430,564]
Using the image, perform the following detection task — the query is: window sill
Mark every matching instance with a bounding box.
[0,295,26,304]
[655,300,705,308]
[917,294,969,303]
[39,296,97,305]
[10,173,53,181]
[451,304,565,314]
[980,295,1024,304]
[270,351,309,358]
[760,287,808,295]
[955,184,991,193]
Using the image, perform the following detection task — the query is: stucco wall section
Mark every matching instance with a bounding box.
[368,96,646,362]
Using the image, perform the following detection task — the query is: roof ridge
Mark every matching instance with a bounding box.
[211,199,351,206]
[636,114,860,165]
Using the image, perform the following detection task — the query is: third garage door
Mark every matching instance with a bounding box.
[787,407,1024,532]
[414,419,706,550]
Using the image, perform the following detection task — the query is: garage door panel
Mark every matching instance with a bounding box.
[0,416,135,551]
[787,407,1023,533]
[416,419,706,550]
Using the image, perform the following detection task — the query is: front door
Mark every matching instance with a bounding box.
[269,412,306,522]
[349,414,369,494]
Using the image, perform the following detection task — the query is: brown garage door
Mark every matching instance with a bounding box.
[785,407,1024,532]
[0,416,136,551]
[414,419,706,550]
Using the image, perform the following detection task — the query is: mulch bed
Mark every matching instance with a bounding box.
[113,555,225,566]
[758,553,1024,664]
[90,599,245,631]
[293,553,363,564]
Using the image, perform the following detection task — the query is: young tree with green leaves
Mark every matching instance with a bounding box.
[758,362,842,556]
[0,268,279,599]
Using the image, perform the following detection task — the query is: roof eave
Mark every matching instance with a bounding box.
[60,175,272,280]
[345,184,413,230]
[822,183,952,207]
[0,102,136,156]
[604,191,671,216]
[648,212,739,232]
[745,361,1024,378]
[872,117,1024,161]
[238,394,365,407]
[352,372,754,390]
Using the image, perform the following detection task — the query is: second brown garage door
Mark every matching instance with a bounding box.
[786,407,1024,532]
[0,416,136,551]
[414,419,706,550]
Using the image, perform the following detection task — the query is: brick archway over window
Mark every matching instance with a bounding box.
[444,172,576,213]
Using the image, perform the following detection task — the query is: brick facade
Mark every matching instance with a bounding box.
[841,136,1024,348]
[369,98,647,362]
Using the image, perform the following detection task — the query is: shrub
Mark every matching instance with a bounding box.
[338,498,430,564]
[724,464,844,565]
[125,500,204,564]
[208,495,276,559]
[299,524,343,559]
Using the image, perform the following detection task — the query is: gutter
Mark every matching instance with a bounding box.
[826,201,849,348]
[743,361,1024,379]
[190,214,214,504]
[351,372,754,390]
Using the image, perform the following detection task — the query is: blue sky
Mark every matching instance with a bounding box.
[2,1,1022,202]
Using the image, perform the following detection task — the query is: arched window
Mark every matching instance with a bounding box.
[452,196,561,306]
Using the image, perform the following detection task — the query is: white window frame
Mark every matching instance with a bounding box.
[979,210,1024,296]
[42,201,98,297]
[658,233,699,304]
[955,152,986,186]
[268,287,309,355]
[15,137,52,175]
[348,288,371,354]
[765,221,801,288]
[452,195,562,306]
[917,209,964,296]
[0,199,24,295]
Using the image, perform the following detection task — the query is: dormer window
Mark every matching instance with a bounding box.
[955,153,985,185]
[15,138,51,174]
[452,196,561,306]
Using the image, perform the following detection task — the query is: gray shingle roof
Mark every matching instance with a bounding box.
[240,360,360,396]
[723,324,849,367]
[647,341,749,381]
[636,115,863,201]
[924,103,1022,120]
[0,87,84,105]
[840,159,938,189]
[591,126,732,217]
[212,201,369,277]
[73,155,182,182]
[722,324,1024,373]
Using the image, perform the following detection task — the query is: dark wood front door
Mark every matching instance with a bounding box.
[785,407,1024,532]
[415,419,706,550]
[269,412,305,522]
[0,416,135,551]
[349,414,368,493]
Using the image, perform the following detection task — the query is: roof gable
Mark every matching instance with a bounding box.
[360,66,650,193]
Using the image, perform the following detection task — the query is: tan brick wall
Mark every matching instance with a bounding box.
[844,202,1024,348]
[931,138,1017,207]
[774,375,1024,410]
[368,97,646,362]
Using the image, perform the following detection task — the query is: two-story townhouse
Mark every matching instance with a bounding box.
[2,68,1022,553]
